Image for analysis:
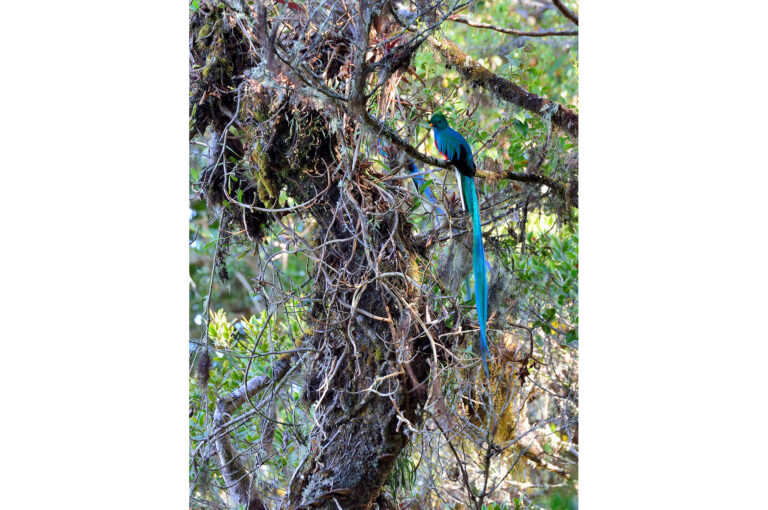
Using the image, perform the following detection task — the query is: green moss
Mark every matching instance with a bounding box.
[256,173,277,207]
[201,54,214,80]
[244,138,278,207]
[406,257,422,284]
[196,24,212,45]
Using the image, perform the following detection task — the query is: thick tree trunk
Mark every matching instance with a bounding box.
[190,2,438,506]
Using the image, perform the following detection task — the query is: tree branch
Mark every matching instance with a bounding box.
[449,15,577,37]
[491,169,564,195]
[212,352,295,507]
[360,109,452,169]
[552,0,578,26]
[428,35,578,138]
[363,110,577,207]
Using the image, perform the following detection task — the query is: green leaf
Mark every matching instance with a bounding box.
[513,119,528,137]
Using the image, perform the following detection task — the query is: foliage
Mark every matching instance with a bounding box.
[190,307,309,505]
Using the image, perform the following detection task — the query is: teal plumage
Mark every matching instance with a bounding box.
[460,173,490,377]
[430,116,476,179]
[429,113,490,377]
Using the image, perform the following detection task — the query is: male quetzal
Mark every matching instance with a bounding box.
[429,112,490,377]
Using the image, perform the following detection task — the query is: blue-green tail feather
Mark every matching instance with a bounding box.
[377,140,443,222]
[408,162,445,222]
[460,174,489,378]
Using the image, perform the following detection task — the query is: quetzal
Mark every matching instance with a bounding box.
[429,112,490,377]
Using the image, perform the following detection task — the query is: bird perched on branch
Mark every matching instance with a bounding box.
[429,112,490,377]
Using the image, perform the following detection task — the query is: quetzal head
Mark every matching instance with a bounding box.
[428,112,449,130]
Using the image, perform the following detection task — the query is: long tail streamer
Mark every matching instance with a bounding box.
[459,174,489,377]
[378,140,444,222]
[407,162,445,220]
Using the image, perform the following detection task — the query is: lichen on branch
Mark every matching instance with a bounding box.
[429,34,578,138]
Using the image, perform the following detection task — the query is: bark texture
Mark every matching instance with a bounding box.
[190,2,443,507]
[429,35,579,139]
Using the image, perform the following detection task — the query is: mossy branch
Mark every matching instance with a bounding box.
[428,34,578,139]
[360,110,451,170]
